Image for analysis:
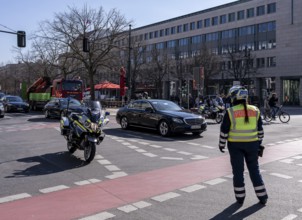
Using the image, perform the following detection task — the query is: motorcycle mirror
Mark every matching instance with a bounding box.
[105,111,110,116]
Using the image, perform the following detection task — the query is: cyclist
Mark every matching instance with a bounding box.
[268,93,279,118]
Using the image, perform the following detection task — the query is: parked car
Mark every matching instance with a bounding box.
[0,101,5,118]
[1,95,29,113]
[43,97,86,119]
[116,99,207,136]
[0,92,5,99]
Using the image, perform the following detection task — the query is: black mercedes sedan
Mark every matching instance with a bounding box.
[116,99,207,136]
[1,95,30,113]
[43,97,86,119]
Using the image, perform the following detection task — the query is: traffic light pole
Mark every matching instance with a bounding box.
[127,24,132,101]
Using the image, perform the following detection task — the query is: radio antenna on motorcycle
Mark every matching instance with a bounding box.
[65,97,71,117]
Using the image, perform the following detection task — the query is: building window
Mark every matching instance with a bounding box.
[144,33,148,40]
[220,14,227,24]
[183,23,188,32]
[191,35,202,44]
[149,32,153,39]
[267,3,276,14]
[146,44,153,51]
[179,38,189,46]
[237,10,245,20]
[177,25,182,33]
[154,31,158,38]
[247,8,254,18]
[190,22,195,30]
[256,58,265,68]
[159,29,164,37]
[204,18,211,27]
[212,16,218,26]
[156,42,165,50]
[228,12,236,22]
[258,41,267,50]
[165,28,170,36]
[267,57,276,67]
[167,40,176,48]
[257,5,265,16]
[221,29,236,39]
[171,26,176,34]
[268,39,276,49]
[197,20,203,29]
[205,32,219,42]
[239,25,255,36]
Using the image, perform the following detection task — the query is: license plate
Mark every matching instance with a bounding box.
[191,125,201,129]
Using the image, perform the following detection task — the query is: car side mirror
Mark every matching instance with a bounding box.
[145,107,154,113]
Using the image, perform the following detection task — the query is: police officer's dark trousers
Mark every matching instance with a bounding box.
[228,141,268,203]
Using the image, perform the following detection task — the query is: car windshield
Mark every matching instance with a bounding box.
[151,100,182,111]
[7,96,23,102]
[60,98,81,106]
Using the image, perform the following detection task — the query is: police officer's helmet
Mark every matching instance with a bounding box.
[228,85,248,103]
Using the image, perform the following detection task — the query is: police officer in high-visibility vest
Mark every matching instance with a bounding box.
[219,85,268,205]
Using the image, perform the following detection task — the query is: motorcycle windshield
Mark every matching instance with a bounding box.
[85,101,102,123]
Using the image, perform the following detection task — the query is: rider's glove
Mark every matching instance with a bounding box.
[219,146,225,153]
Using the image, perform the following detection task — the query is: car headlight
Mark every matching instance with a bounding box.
[172,118,184,124]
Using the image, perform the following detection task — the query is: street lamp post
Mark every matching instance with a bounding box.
[127,24,132,100]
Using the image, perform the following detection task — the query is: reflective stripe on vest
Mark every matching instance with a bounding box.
[227,105,259,142]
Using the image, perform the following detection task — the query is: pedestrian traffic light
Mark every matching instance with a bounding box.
[17,31,26,47]
[83,37,90,52]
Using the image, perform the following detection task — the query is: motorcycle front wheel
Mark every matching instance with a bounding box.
[67,142,76,154]
[84,142,96,163]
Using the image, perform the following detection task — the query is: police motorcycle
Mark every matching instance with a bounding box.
[60,98,110,163]
[198,99,225,124]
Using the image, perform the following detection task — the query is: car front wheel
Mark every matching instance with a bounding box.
[158,120,171,137]
[121,116,129,129]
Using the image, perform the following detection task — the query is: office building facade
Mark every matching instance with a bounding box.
[129,0,301,106]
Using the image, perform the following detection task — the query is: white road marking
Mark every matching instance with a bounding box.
[270,173,293,179]
[225,174,233,178]
[177,151,192,155]
[138,141,150,145]
[276,141,286,144]
[88,178,101,183]
[204,178,227,185]
[115,139,124,142]
[292,156,302,160]
[0,193,31,203]
[180,184,206,193]
[78,211,115,220]
[149,144,162,148]
[164,148,177,151]
[54,127,60,132]
[40,185,70,193]
[200,145,215,149]
[74,180,91,186]
[143,153,158,157]
[161,157,183,160]
[135,149,147,153]
[266,143,276,146]
[94,155,104,159]
[117,205,138,213]
[191,155,208,160]
[106,172,128,179]
[121,142,131,145]
[297,164,302,167]
[281,214,298,220]
[127,145,139,149]
[279,159,295,164]
[97,160,111,165]
[298,208,302,212]
[105,165,120,172]
[133,201,152,209]
[151,192,180,202]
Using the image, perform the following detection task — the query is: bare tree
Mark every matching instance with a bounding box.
[191,44,221,95]
[222,47,258,86]
[33,5,130,100]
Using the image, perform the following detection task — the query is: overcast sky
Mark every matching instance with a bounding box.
[0,0,235,65]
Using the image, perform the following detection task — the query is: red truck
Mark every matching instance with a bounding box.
[27,77,83,110]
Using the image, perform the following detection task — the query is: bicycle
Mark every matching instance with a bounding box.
[262,105,290,123]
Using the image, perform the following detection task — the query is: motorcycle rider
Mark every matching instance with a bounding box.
[219,85,268,205]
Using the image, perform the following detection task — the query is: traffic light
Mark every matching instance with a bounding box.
[17,31,26,47]
[83,37,90,52]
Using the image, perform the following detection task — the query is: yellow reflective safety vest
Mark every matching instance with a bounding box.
[227,104,260,142]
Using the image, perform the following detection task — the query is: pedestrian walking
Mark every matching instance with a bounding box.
[219,85,268,205]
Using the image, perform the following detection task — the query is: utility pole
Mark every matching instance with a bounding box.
[127,24,132,100]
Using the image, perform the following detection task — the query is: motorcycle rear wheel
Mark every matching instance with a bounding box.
[84,142,96,163]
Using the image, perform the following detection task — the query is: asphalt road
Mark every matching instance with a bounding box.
[1,109,302,219]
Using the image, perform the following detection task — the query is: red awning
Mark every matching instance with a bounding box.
[86,81,127,91]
